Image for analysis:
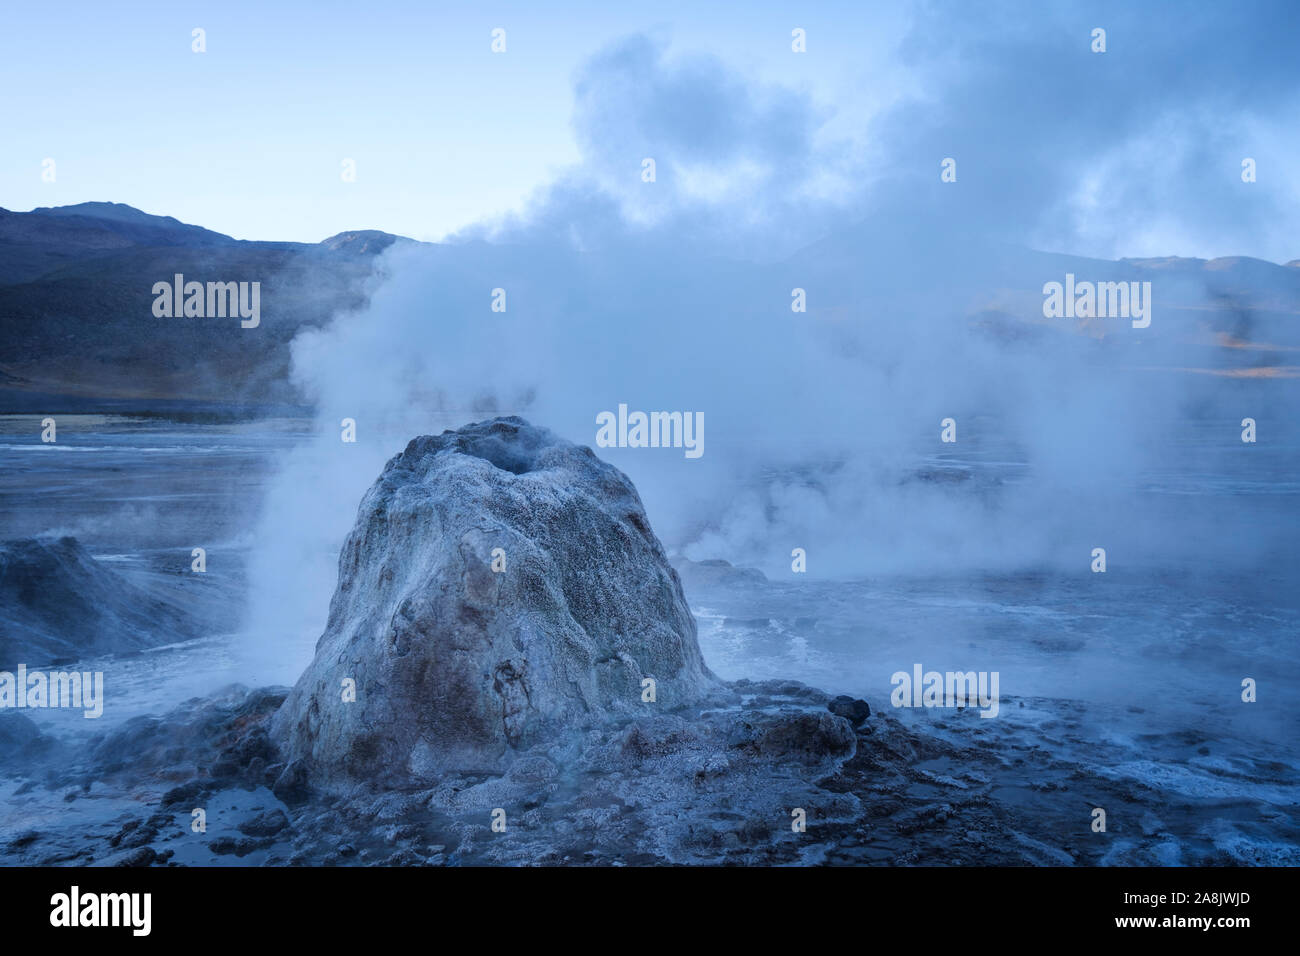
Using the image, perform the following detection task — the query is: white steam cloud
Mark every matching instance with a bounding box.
[240,26,1300,680]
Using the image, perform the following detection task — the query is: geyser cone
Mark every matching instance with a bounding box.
[271,416,717,787]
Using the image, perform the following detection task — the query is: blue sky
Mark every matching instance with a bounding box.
[0,0,906,242]
[2,0,1297,260]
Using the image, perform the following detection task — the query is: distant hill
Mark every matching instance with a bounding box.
[0,203,414,411]
[1,202,1296,413]
[0,202,236,286]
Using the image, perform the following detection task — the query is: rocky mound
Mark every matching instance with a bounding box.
[0,536,200,663]
[272,417,719,787]
[670,556,768,589]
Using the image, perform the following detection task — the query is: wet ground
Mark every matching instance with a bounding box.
[0,414,1296,865]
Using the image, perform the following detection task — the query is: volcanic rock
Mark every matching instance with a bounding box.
[272,417,718,787]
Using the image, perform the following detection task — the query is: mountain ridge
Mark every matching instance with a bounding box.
[1,203,1296,413]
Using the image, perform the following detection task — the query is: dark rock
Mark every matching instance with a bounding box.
[619,717,696,762]
[733,678,829,705]
[3,830,40,853]
[272,760,311,806]
[109,819,158,850]
[238,808,290,838]
[224,726,277,768]
[107,821,137,848]
[209,836,270,857]
[754,712,856,762]
[828,695,871,726]
[102,846,157,867]
[212,725,280,781]
[88,684,288,780]
[379,848,425,866]
[160,780,207,808]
